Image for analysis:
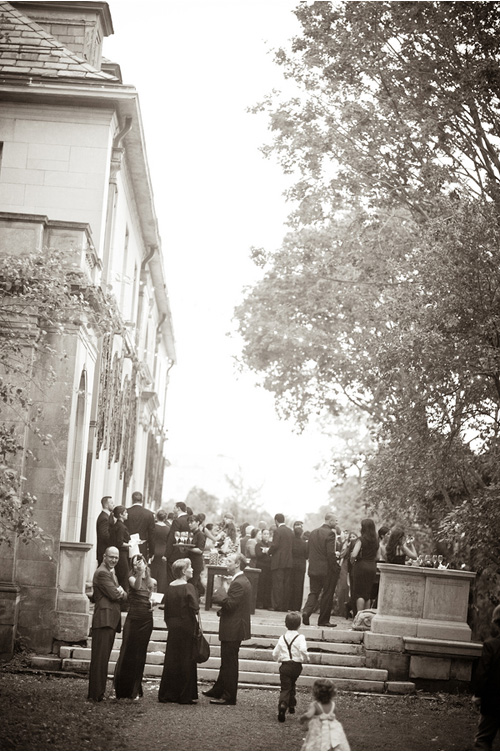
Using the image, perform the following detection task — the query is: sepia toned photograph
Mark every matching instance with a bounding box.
[1,1,500,750]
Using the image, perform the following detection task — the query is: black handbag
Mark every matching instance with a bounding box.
[194,613,210,664]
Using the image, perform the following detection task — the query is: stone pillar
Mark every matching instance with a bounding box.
[55,542,93,642]
[0,582,20,660]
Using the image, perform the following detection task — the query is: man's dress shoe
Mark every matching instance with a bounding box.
[318,622,337,628]
[210,699,236,705]
[202,689,220,698]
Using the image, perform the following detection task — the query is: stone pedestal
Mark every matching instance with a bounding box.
[372,563,475,641]
[367,565,480,687]
[0,582,20,660]
[55,542,92,642]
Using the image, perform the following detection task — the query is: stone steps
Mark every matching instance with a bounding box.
[148,632,365,655]
[55,656,391,694]
[59,648,379,679]
[29,653,414,695]
[61,643,366,668]
[146,637,363,656]
[30,609,415,695]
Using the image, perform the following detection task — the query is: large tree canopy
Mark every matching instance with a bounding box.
[234,2,500,599]
[257,1,500,220]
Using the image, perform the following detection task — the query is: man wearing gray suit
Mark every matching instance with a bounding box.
[87,547,126,701]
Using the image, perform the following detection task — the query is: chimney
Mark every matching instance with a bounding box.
[11,1,114,70]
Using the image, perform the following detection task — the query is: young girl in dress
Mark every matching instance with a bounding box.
[300,678,350,751]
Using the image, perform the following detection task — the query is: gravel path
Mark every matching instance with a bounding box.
[0,671,490,751]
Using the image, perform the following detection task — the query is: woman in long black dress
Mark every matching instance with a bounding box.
[350,518,379,615]
[109,505,131,596]
[158,557,199,705]
[114,555,156,699]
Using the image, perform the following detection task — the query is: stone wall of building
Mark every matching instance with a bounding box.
[0,1,175,655]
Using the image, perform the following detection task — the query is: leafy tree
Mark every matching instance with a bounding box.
[439,485,500,638]
[236,207,415,427]
[328,477,368,534]
[303,502,333,536]
[184,486,220,517]
[183,478,273,529]
[303,477,367,535]
[234,0,500,597]
[220,469,271,527]
[256,1,500,221]
[0,247,115,545]
[236,198,500,533]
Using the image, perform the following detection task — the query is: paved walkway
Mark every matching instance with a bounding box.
[202,604,354,632]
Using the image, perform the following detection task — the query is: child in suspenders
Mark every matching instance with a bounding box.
[272,611,310,722]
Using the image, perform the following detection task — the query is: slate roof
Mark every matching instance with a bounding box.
[0,0,119,83]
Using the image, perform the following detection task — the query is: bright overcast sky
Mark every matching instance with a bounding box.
[105,0,333,519]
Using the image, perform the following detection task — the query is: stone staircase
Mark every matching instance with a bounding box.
[30,609,414,694]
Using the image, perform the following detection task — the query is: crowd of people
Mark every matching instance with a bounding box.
[94,493,442,635]
[89,493,500,750]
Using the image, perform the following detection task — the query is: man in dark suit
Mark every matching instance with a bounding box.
[87,547,126,701]
[302,512,339,628]
[203,553,252,705]
[165,502,190,582]
[95,495,114,565]
[125,490,155,560]
[472,604,500,749]
[269,513,294,611]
